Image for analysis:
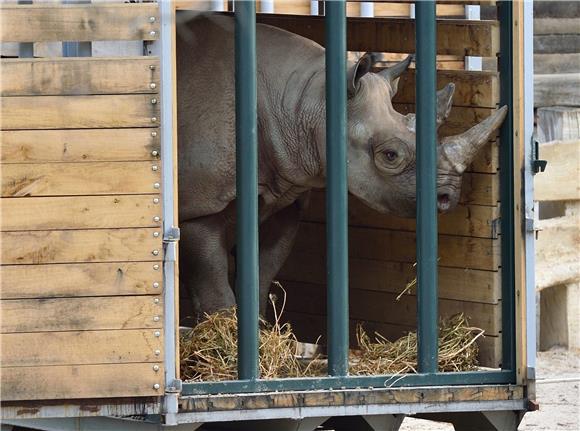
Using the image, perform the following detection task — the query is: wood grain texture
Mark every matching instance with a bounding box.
[0,95,160,130]
[0,295,162,333]
[535,140,580,201]
[303,190,500,238]
[2,195,162,231]
[1,362,163,401]
[0,57,160,97]
[293,222,499,271]
[278,250,501,304]
[1,162,160,197]
[1,329,163,367]
[255,14,500,56]
[0,3,159,43]
[0,128,160,163]
[1,228,162,265]
[1,262,162,299]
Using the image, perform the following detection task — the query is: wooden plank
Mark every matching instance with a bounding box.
[1,329,163,367]
[534,35,580,55]
[534,18,580,35]
[293,222,500,271]
[278,250,501,304]
[0,3,159,43]
[281,311,501,367]
[1,162,160,197]
[0,128,160,163]
[303,190,500,238]
[537,107,580,143]
[534,1,580,18]
[2,195,162,231]
[0,295,162,333]
[535,140,580,201]
[392,69,500,109]
[278,281,501,335]
[1,228,162,265]
[535,53,580,75]
[0,57,160,97]
[1,363,164,401]
[534,74,580,108]
[0,94,160,130]
[255,14,499,56]
[1,262,162,299]
[460,172,499,206]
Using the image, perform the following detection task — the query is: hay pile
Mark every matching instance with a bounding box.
[350,313,484,375]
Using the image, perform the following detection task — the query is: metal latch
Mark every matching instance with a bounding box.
[532,139,547,174]
[163,226,180,263]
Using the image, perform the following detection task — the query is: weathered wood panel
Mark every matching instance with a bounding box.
[534,53,580,75]
[0,129,160,163]
[293,222,500,271]
[303,191,499,238]
[0,3,159,43]
[534,74,580,108]
[278,251,501,304]
[2,195,162,231]
[1,162,160,197]
[255,14,499,56]
[1,362,163,401]
[0,95,160,130]
[535,140,580,202]
[281,311,501,367]
[392,70,500,109]
[534,35,580,55]
[1,329,163,367]
[534,18,580,35]
[1,228,162,265]
[1,262,162,299]
[0,57,160,97]
[0,295,162,333]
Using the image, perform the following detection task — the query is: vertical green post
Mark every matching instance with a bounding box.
[415,0,439,374]
[325,0,349,377]
[498,0,516,372]
[235,0,259,381]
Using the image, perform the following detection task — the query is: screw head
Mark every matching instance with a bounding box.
[153,197,159,204]
[152,250,159,256]
[153,383,160,390]
[151,117,157,123]
[153,316,160,322]
[150,31,157,37]
[153,365,160,371]
[152,165,159,171]
[151,131,158,138]
[153,282,160,288]
[153,216,160,223]
[154,298,160,304]
[153,231,160,238]
[153,264,160,270]
[151,98,158,104]
[155,349,161,356]
[149,16,156,23]
[154,330,161,337]
[153,183,160,189]
[151,150,159,157]
[149,64,156,70]
[150,82,157,90]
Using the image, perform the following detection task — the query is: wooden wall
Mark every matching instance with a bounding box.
[0,2,166,401]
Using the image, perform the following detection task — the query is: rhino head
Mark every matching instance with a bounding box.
[344,53,507,218]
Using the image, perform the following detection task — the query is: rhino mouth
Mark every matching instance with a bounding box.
[437,193,451,212]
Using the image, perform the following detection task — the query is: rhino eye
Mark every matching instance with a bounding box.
[385,150,398,162]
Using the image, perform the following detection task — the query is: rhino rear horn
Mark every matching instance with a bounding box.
[378,55,413,97]
[436,83,455,128]
[440,106,508,174]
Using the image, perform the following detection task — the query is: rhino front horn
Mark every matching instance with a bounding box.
[440,106,508,174]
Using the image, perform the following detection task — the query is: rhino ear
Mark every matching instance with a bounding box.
[436,83,455,129]
[347,52,375,97]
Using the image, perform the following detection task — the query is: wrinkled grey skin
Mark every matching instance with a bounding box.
[176,15,507,321]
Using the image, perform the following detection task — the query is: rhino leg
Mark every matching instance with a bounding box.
[258,194,308,315]
[179,213,235,324]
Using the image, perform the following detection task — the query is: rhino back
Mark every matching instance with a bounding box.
[176,14,325,220]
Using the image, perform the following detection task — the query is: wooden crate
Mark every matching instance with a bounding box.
[0,2,165,401]
[257,6,504,367]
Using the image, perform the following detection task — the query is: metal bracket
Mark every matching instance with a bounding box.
[166,378,182,394]
[164,226,180,242]
[532,139,547,174]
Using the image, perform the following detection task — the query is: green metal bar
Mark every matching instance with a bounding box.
[498,0,516,372]
[235,0,259,381]
[181,370,516,396]
[415,0,439,374]
[325,0,349,377]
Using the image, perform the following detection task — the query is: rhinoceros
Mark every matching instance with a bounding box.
[176,14,506,321]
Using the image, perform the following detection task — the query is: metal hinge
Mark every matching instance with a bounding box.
[163,226,180,263]
[532,139,547,174]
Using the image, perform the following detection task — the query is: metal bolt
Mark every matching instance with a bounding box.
[153,264,160,270]
[153,365,160,371]
[151,117,157,123]
[153,282,160,288]
[154,330,161,337]
[151,131,158,138]
[153,216,160,223]
[150,82,157,90]
[153,316,160,322]
[154,298,160,304]
[155,349,161,356]
[153,383,160,390]
[153,197,159,204]
[151,150,159,157]
[153,183,160,189]
[150,31,157,37]
[153,231,160,238]
[149,64,156,70]
[149,16,156,23]
[151,98,158,104]
[152,250,159,256]
[152,165,159,171]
